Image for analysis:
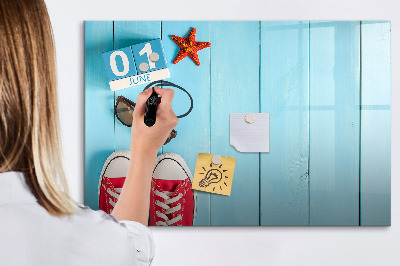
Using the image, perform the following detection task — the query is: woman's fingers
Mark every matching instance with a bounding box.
[152,87,178,127]
[153,86,165,96]
[154,86,174,107]
[133,88,152,119]
[133,86,177,128]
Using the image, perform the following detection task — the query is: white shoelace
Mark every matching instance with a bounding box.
[155,190,183,226]
[107,188,122,207]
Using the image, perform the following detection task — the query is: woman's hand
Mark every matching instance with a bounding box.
[112,86,178,224]
[130,86,178,158]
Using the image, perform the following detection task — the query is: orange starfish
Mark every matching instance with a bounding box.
[171,28,211,66]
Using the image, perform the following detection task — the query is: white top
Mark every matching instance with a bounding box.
[0,172,155,266]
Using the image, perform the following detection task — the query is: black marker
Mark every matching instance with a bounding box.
[144,88,158,127]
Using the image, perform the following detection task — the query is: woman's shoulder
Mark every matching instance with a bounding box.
[73,205,120,224]
[70,205,136,244]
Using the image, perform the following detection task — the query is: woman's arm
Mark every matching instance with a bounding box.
[112,87,178,225]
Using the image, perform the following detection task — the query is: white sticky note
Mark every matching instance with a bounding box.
[230,113,269,153]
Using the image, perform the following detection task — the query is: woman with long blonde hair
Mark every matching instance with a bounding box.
[0,0,178,264]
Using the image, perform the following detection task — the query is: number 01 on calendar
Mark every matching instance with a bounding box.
[102,39,170,91]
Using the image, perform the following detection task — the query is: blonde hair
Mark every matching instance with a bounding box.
[0,0,76,216]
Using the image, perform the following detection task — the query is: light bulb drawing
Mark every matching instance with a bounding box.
[199,169,222,187]
[198,164,229,192]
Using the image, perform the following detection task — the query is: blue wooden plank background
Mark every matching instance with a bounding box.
[309,21,361,225]
[209,21,260,225]
[360,22,391,226]
[260,21,310,225]
[84,21,114,209]
[84,21,391,226]
[161,21,211,226]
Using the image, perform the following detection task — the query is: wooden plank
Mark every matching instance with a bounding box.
[360,21,391,226]
[209,21,260,225]
[260,21,309,225]
[84,21,114,209]
[309,21,360,225]
[161,22,211,226]
[113,21,161,151]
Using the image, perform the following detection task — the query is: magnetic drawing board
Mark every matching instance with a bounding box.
[85,21,391,226]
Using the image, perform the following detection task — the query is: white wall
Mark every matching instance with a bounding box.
[45,0,399,265]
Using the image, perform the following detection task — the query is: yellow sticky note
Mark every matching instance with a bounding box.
[192,153,236,196]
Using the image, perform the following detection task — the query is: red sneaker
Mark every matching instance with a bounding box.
[149,153,196,226]
[98,150,130,214]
